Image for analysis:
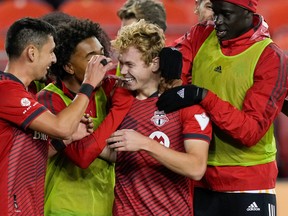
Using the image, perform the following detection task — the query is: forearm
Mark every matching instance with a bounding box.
[201,49,287,146]
[99,146,117,162]
[144,140,206,180]
[53,93,90,138]
[65,134,104,168]
[201,90,282,146]
[31,92,90,139]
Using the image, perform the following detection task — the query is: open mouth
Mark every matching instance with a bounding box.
[216,30,227,39]
[104,74,134,83]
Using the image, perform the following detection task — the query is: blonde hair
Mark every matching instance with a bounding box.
[111,19,165,66]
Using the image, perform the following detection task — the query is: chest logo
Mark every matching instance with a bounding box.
[151,110,169,127]
[214,66,222,73]
[21,98,31,106]
[149,131,170,148]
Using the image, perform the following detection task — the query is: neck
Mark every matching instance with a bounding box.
[63,76,82,93]
[135,78,160,100]
[5,62,33,87]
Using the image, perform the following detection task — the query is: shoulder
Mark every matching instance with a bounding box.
[180,104,207,116]
[180,105,211,127]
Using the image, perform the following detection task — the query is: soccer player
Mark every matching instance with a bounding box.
[157,0,287,215]
[37,18,115,216]
[0,17,112,215]
[106,19,212,215]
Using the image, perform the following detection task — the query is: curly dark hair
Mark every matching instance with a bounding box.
[50,18,111,80]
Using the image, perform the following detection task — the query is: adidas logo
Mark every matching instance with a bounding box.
[177,88,185,98]
[246,202,260,211]
[214,66,222,73]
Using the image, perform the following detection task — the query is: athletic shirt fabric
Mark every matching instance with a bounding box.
[192,30,276,166]
[38,83,115,216]
[113,95,212,215]
[0,71,48,216]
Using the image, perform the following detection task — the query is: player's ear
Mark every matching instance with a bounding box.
[63,63,74,75]
[27,45,36,62]
[151,56,160,73]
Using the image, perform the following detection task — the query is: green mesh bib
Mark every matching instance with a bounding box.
[192,31,276,166]
[44,83,114,216]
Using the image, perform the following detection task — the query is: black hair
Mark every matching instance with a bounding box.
[41,11,75,27]
[5,17,56,59]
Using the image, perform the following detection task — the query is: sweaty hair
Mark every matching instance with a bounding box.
[117,0,167,31]
[50,18,111,80]
[5,17,56,60]
[111,19,165,66]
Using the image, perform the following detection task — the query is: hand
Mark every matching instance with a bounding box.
[83,55,114,88]
[107,129,151,152]
[156,84,205,113]
[81,114,94,134]
[67,116,93,145]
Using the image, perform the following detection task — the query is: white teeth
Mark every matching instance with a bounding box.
[122,77,134,82]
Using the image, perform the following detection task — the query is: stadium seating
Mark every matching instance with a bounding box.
[59,1,122,39]
[0,0,53,70]
[163,1,197,44]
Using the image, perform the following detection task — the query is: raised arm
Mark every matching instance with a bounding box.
[30,55,113,140]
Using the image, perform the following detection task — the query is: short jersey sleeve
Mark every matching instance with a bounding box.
[180,104,212,143]
[0,81,47,130]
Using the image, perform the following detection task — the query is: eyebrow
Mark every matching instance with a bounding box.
[85,49,103,58]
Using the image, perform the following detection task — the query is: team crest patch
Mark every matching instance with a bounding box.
[151,110,169,127]
[194,112,209,131]
[149,131,170,148]
[21,98,31,106]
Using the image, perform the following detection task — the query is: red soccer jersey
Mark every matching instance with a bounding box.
[113,95,212,215]
[0,72,48,216]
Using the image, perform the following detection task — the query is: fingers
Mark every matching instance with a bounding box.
[81,114,94,134]
[84,55,114,87]
[100,59,108,66]
[90,55,113,69]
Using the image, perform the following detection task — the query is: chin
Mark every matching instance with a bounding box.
[37,76,47,83]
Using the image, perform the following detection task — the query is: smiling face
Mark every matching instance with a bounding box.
[212,1,253,41]
[35,35,56,82]
[118,46,160,99]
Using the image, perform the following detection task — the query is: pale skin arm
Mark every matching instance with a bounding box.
[98,145,117,163]
[29,55,113,140]
[107,129,209,180]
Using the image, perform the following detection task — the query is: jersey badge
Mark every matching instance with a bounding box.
[151,110,169,127]
[194,112,210,130]
[149,131,170,148]
[21,98,31,106]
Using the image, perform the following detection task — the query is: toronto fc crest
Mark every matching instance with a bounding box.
[151,110,169,127]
